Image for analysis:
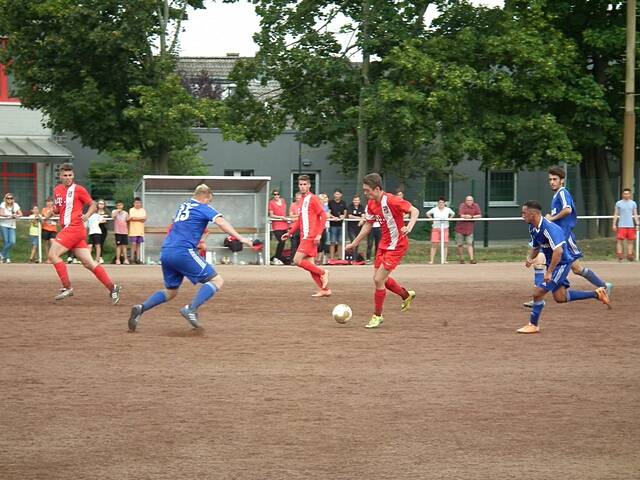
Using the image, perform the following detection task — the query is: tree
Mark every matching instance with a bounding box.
[0,0,216,174]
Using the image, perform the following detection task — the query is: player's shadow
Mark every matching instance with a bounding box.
[163,328,206,338]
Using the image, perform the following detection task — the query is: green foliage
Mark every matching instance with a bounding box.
[0,0,216,174]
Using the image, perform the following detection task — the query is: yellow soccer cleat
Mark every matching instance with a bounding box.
[517,323,540,334]
[401,290,416,312]
[365,314,384,329]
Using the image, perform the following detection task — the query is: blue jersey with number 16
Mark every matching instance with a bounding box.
[162,199,221,250]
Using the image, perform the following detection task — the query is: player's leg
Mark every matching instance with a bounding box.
[74,246,122,303]
[294,242,329,295]
[571,259,611,297]
[366,265,389,329]
[180,254,224,328]
[517,286,547,333]
[48,237,74,298]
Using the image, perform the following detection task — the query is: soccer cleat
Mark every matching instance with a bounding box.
[111,284,122,305]
[401,290,416,312]
[517,323,540,334]
[311,289,332,297]
[55,288,74,300]
[595,287,612,309]
[605,282,613,300]
[180,305,200,328]
[365,314,384,329]
[320,270,329,289]
[128,304,143,332]
[523,300,534,309]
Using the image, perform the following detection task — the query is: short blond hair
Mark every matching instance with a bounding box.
[194,184,212,197]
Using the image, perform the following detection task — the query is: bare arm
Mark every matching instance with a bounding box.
[525,247,541,268]
[612,207,619,230]
[402,206,419,235]
[81,201,97,222]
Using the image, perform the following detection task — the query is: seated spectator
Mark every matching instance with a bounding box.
[426,197,455,264]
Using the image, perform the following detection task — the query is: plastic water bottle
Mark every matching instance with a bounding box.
[258,251,264,265]
[232,251,239,265]
[211,251,217,265]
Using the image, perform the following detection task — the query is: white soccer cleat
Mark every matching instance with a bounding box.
[55,288,74,300]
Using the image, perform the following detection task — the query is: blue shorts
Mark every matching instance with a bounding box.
[30,235,39,246]
[539,263,571,293]
[566,232,583,260]
[329,225,342,244]
[160,248,217,289]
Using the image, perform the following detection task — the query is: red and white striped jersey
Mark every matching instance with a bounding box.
[53,183,93,228]
[288,192,326,240]
[366,193,412,250]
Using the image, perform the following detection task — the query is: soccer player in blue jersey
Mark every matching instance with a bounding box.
[518,201,611,334]
[546,166,612,289]
[127,184,253,332]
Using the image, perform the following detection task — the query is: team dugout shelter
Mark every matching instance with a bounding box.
[135,175,271,264]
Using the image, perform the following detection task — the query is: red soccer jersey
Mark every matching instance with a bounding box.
[288,192,326,240]
[53,183,93,228]
[366,193,412,250]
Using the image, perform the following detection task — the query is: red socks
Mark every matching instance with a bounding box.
[374,289,386,316]
[311,272,323,289]
[385,277,409,299]
[53,261,71,289]
[299,260,324,276]
[92,265,114,291]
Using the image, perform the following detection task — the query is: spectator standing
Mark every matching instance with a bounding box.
[426,197,455,264]
[288,192,302,255]
[128,197,147,264]
[95,199,109,263]
[112,200,129,264]
[41,197,58,262]
[0,192,22,263]
[318,193,330,265]
[87,209,106,263]
[455,195,482,264]
[28,206,41,263]
[327,189,347,260]
[268,189,288,265]
[347,194,365,261]
[612,188,639,261]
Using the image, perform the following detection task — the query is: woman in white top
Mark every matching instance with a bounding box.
[426,197,455,264]
[0,192,23,263]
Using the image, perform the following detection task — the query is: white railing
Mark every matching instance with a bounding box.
[266,215,639,264]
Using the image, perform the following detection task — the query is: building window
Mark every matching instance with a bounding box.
[423,174,452,208]
[224,169,254,177]
[489,171,517,206]
[1,162,36,210]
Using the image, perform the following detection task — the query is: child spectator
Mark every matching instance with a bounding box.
[28,206,41,263]
[41,197,58,263]
[128,197,147,264]
[87,209,107,264]
[112,200,129,264]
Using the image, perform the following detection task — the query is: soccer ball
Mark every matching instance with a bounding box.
[332,304,352,324]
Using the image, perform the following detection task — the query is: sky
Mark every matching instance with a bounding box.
[178,1,505,58]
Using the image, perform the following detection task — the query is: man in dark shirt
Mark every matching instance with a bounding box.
[328,189,347,260]
[346,194,365,261]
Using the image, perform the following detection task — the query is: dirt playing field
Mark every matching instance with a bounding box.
[0,262,638,480]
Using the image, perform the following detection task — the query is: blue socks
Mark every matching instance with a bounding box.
[534,269,545,287]
[566,290,597,302]
[190,282,218,310]
[577,267,605,288]
[142,290,168,312]
[530,300,545,326]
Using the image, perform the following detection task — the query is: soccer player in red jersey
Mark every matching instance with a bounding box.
[281,175,331,296]
[47,163,121,303]
[346,173,419,328]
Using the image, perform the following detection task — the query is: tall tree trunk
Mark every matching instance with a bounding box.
[151,147,170,175]
[373,145,383,173]
[595,151,615,236]
[580,148,599,238]
[357,0,370,185]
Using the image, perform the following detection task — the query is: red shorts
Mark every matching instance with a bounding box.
[374,245,408,272]
[54,225,89,250]
[297,238,318,258]
[616,227,637,241]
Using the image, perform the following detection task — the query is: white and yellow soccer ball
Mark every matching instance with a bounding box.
[332,304,352,324]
